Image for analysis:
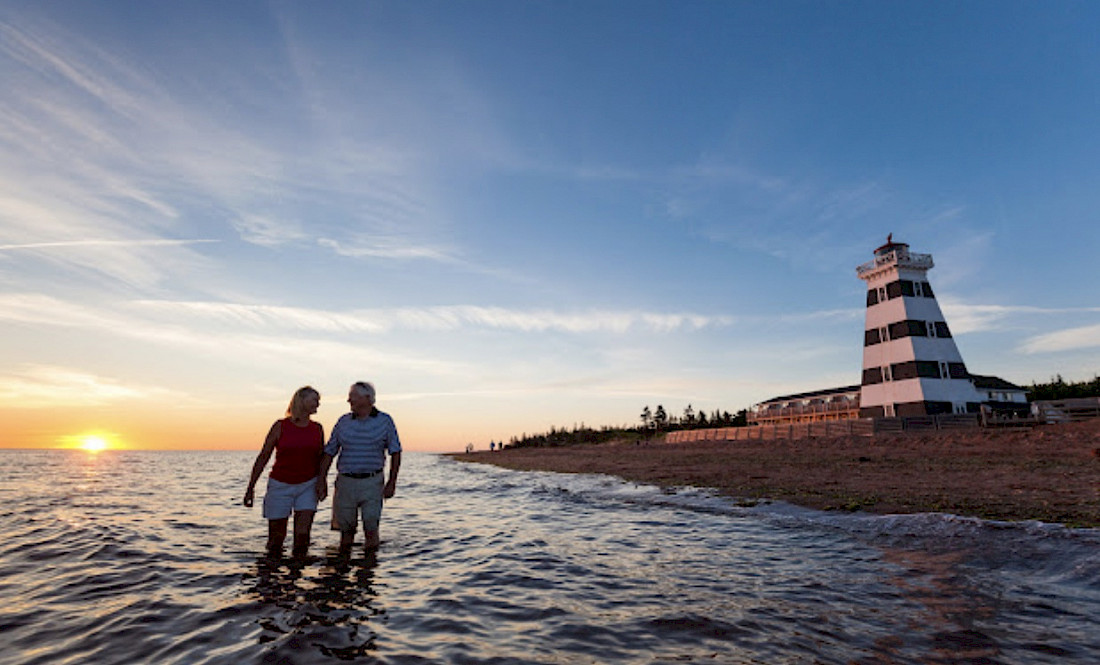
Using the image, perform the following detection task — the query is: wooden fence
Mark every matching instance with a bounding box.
[663,414,982,444]
[1031,398,1100,423]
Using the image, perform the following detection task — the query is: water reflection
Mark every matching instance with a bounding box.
[245,547,385,661]
[878,546,1002,663]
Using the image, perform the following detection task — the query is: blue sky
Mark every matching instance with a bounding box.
[1,1,1098,451]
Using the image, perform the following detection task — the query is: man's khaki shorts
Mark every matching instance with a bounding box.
[331,473,384,534]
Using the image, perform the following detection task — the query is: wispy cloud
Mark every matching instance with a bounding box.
[131,300,735,334]
[770,308,863,324]
[940,301,1100,335]
[669,166,894,272]
[0,14,482,286]
[0,17,226,289]
[0,364,169,408]
[317,236,458,262]
[931,230,994,288]
[230,215,305,247]
[1019,323,1100,354]
[0,292,467,376]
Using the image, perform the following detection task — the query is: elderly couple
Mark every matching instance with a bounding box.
[243,381,401,557]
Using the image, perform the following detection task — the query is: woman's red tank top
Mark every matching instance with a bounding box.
[270,418,323,484]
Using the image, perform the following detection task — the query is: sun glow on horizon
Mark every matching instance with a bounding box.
[80,435,108,452]
[58,432,122,452]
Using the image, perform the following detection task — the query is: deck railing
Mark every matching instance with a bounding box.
[750,401,859,422]
[664,414,984,443]
[856,250,933,276]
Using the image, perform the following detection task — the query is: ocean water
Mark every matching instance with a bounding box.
[1,450,1098,665]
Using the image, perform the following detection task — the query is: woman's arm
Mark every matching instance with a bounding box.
[243,420,281,507]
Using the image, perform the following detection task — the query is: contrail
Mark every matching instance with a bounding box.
[0,239,219,251]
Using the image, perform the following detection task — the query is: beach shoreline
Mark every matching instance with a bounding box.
[450,419,1100,527]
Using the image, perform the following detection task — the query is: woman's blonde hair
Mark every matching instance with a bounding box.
[286,386,320,420]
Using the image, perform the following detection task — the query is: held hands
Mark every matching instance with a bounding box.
[315,480,329,502]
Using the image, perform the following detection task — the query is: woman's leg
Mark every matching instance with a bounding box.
[292,509,316,557]
[267,517,289,554]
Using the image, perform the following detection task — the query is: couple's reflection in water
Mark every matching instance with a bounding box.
[246,544,385,661]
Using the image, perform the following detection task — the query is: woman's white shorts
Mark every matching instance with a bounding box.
[262,477,318,520]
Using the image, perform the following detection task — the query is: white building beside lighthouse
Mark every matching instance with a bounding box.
[857,236,985,418]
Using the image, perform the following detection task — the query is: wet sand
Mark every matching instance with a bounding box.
[451,419,1100,527]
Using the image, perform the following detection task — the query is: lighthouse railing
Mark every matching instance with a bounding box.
[856,250,934,276]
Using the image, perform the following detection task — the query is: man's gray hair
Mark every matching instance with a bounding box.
[351,381,376,400]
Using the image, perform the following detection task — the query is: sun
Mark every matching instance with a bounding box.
[58,431,122,452]
[80,435,109,452]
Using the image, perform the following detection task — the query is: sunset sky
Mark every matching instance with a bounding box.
[2,1,1098,452]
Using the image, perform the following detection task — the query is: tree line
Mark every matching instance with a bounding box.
[1027,375,1100,401]
[638,404,748,429]
[504,404,748,450]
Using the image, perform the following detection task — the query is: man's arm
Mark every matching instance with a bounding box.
[383,451,400,499]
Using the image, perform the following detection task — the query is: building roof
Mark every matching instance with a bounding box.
[970,374,1026,392]
[755,385,861,406]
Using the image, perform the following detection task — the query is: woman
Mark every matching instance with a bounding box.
[244,386,324,557]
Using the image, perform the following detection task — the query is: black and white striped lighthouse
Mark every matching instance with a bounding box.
[857,236,984,418]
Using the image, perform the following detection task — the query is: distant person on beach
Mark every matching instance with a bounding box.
[316,381,402,553]
[243,386,325,557]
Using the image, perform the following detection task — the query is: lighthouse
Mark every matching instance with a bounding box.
[857,236,984,418]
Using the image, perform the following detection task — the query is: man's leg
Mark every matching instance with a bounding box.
[361,477,384,552]
[332,475,357,552]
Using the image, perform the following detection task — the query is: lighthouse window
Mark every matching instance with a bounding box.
[861,367,884,385]
[900,280,915,297]
[886,281,903,299]
[866,289,879,306]
[887,361,942,381]
[948,362,968,379]
[888,320,928,339]
[927,322,936,337]
[916,361,941,378]
[922,281,934,298]
[934,321,952,338]
[864,329,881,346]
[890,362,917,380]
[914,282,923,297]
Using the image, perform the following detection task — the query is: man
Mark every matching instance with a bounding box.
[316,381,402,552]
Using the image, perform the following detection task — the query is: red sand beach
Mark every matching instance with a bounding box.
[452,419,1100,527]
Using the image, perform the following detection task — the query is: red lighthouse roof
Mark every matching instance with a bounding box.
[874,233,908,257]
